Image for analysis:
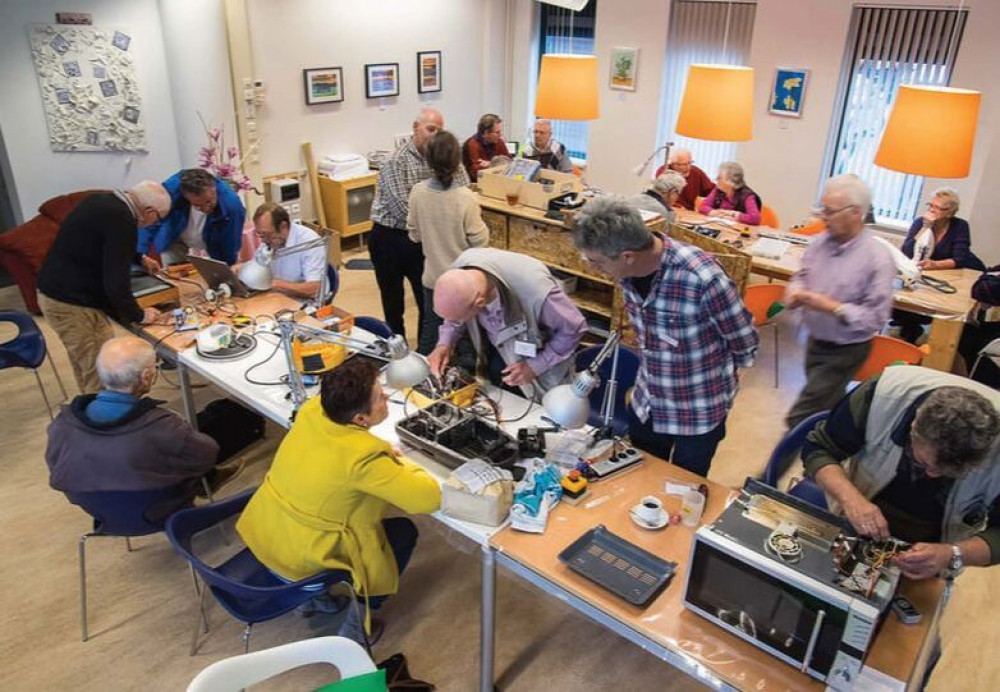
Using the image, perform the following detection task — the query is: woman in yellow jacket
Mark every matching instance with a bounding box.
[236,358,441,631]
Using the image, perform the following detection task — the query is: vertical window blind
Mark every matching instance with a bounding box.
[827,6,968,226]
[537,1,597,161]
[658,1,757,180]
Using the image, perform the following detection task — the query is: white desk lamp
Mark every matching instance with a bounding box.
[542,331,622,434]
[239,234,332,304]
[632,141,674,178]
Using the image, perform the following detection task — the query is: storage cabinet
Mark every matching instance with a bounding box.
[318,173,377,238]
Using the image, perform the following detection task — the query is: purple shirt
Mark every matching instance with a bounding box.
[788,229,896,345]
[437,290,586,376]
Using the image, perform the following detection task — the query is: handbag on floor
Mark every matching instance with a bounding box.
[196,398,265,462]
[377,653,435,691]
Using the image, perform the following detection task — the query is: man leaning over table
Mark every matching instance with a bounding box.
[784,174,896,430]
[572,196,759,478]
[803,366,1000,580]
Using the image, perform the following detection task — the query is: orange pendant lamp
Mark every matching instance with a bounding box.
[675,64,754,141]
[534,54,600,120]
[875,85,981,178]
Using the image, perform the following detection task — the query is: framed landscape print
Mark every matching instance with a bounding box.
[417,50,442,93]
[303,66,343,105]
[365,62,400,99]
[769,67,809,117]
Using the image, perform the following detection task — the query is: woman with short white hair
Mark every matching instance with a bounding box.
[698,161,763,225]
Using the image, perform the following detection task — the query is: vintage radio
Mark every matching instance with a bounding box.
[683,479,907,689]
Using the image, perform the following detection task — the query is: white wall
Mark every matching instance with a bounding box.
[158,0,236,168]
[245,0,506,179]
[0,0,182,220]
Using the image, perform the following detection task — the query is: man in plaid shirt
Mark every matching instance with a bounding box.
[573,197,758,476]
[370,107,470,347]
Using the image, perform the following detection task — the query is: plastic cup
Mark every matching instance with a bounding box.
[681,489,705,527]
[505,190,520,206]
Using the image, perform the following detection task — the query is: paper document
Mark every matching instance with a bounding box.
[751,238,791,260]
[452,459,508,494]
[637,209,662,223]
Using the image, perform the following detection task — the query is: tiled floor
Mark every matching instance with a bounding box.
[0,258,996,691]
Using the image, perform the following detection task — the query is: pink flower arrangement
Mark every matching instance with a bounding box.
[196,114,255,192]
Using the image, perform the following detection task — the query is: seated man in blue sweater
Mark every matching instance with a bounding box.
[137,168,246,267]
[46,337,242,520]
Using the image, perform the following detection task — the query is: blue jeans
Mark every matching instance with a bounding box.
[626,406,727,478]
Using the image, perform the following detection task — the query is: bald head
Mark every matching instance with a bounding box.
[97,336,157,394]
[413,107,445,153]
[434,268,489,322]
[130,181,171,217]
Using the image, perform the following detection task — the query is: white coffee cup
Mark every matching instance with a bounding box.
[681,489,705,527]
[635,495,663,524]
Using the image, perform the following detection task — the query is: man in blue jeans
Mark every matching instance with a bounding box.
[572,197,758,477]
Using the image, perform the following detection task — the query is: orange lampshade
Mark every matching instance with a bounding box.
[875,85,981,178]
[534,54,600,121]
[675,64,754,141]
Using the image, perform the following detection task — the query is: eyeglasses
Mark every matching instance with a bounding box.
[811,204,855,218]
[925,202,953,213]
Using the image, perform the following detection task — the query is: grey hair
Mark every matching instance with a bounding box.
[415,106,442,126]
[178,168,215,195]
[573,195,654,258]
[130,181,171,216]
[96,340,156,392]
[823,173,872,214]
[914,386,1000,475]
[932,186,960,214]
[534,118,552,130]
[668,147,692,164]
[652,170,686,197]
[718,161,745,189]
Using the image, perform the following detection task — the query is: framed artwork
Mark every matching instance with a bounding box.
[769,67,810,117]
[609,46,639,91]
[417,50,442,93]
[303,66,344,105]
[365,62,400,99]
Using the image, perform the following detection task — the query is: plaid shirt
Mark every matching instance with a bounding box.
[370,140,470,230]
[627,237,758,436]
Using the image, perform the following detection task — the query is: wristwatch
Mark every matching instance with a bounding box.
[947,544,965,577]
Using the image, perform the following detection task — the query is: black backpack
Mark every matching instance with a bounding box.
[196,398,265,462]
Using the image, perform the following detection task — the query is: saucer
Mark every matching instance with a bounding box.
[629,505,669,530]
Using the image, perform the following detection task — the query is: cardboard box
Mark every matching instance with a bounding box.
[478,166,583,211]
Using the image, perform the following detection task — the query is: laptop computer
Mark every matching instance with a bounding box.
[187,254,251,298]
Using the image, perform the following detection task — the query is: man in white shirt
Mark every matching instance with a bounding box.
[251,203,327,299]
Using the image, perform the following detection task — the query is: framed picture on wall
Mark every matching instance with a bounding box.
[769,67,810,117]
[365,62,400,99]
[417,51,442,93]
[609,46,639,91]
[303,66,344,105]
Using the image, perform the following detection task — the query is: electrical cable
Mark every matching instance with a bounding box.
[918,275,957,294]
[243,334,287,386]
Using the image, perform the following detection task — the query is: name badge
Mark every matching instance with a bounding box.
[514,339,538,358]
[661,335,679,348]
[496,320,528,344]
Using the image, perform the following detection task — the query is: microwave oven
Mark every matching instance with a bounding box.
[683,479,904,689]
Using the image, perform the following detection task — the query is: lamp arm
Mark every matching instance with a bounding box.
[289,322,392,363]
[585,330,622,376]
[271,233,332,304]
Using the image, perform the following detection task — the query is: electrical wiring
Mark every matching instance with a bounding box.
[243,334,287,386]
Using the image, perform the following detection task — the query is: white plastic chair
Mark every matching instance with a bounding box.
[186,636,377,691]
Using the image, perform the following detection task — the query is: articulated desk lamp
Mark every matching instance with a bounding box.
[542,330,643,477]
[275,316,430,409]
[632,141,674,178]
[238,234,332,306]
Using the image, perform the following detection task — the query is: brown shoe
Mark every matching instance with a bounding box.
[199,458,246,496]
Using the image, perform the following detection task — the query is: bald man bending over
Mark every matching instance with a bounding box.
[46,337,241,519]
[38,181,172,394]
[429,248,586,398]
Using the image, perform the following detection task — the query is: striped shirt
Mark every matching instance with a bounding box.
[371,140,470,230]
[627,237,759,435]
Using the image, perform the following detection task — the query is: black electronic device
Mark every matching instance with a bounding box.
[547,192,585,212]
[683,478,906,689]
[395,401,520,474]
[694,225,721,239]
[517,426,555,458]
[890,595,921,625]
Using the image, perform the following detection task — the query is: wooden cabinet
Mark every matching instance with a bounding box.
[318,173,377,238]
[482,210,508,249]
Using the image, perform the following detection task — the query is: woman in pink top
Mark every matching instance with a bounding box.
[698,161,762,225]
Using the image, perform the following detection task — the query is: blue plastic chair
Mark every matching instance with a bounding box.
[574,345,640,436]
[65,484,196,641]
[166,489,354,655]
[761,411,829,509]
[0,309,67,419]
[353,315,393,339]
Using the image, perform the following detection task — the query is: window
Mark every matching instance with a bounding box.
[657,1,757,180]
[537,0,597,161]
[825,6,968,227]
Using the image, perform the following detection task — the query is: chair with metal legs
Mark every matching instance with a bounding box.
[743,284,786,388]
[0,309,67,419]
[64,484,197,641]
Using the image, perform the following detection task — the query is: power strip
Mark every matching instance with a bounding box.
[589,444,643,479]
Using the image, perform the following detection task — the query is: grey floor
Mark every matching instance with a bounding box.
[0,262,997,691]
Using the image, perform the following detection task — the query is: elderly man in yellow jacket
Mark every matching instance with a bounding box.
[237,359,441,639]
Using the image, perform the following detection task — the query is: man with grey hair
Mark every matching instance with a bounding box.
[573,196,758,477]
[654,147,714,211]
[629,170,685,223]
[38,181,171,394]
[46,337,240,519]
[784,174,896,428]
[523,119,573,173]
[370,107,470,347]
[803,367,1000,579]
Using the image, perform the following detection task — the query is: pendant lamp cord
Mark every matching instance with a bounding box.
[722,1,733,63]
